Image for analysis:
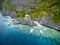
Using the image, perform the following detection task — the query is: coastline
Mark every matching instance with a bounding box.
[1,10,60,31]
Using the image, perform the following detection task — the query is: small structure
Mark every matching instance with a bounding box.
[25,14,31,20]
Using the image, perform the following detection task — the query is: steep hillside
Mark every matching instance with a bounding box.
[1,0,60,30]
[0,0,5,10]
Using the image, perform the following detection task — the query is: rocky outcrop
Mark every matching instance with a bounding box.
[12,14,37,26]
[1,7,37,26]
[3,0,39,12]
[1,7,60,30]
[0,0,5,10]
[2,8,60,30]
[40,16,60,30]
[2,8,16,18]
[33,17,41,23]
[1,0,60,31]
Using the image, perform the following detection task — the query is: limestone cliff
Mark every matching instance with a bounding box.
[1,0,60,30]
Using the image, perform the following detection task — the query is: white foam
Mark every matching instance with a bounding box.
[30,28,34,33]
[8,19,15,25]
[40,30,43,34]
[34,21,40,26]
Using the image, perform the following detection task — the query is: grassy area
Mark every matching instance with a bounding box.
[16,11,26,18]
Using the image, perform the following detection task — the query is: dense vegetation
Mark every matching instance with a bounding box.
[2,0,60,24]
[0,0,5,10]
[2,0,15,11]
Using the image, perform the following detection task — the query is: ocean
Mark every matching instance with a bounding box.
[0,12,60,45]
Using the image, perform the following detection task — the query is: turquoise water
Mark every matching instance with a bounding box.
[0,12,60,45]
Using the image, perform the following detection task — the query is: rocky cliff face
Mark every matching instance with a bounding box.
[3,0,39,12]
[40,16,60,31]
[0,0,5,10]
[1,8,60,30]
[1,0,60,31]
[2,8,16,18]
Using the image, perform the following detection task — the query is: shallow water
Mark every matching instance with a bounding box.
[0,12,60,45]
